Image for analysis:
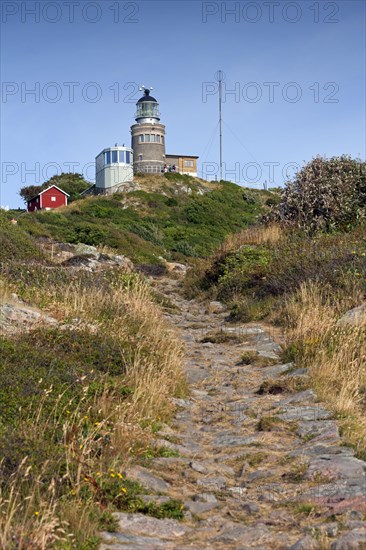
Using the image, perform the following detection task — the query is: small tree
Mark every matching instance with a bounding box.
[19,185,44,203]
[267,156,366,232]
[19,173,91,204]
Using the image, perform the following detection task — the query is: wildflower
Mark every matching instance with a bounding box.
[96,472,101,476]
[84,477,89,481]
[79,444,83,449]
[121,487,127,493]
[110,473,115,478]
[34,511,39,516]
[117,473,123,479]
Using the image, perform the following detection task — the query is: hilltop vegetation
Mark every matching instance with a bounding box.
[12,173,273,264]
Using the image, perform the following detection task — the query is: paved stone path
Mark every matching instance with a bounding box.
[101,277,366,549]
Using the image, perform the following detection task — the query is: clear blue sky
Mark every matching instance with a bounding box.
[1,0,365,208]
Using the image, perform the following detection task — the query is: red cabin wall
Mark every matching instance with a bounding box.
[41,188,67,209]
[27,188,68,212]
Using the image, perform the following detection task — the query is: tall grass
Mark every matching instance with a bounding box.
[284,282,366,458]
[219,223,283,255]
[0,266,186,547]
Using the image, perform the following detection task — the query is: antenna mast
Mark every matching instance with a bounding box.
[216,70,224,181]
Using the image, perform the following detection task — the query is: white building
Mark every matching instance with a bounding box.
[95,145,133,194]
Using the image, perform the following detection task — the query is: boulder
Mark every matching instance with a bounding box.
[289,536,319,549]
[0,302,58,335]
[111,512,189,538]
[337,304,366,327]
[165,261,187,274]
[331,528,366,549]
[208,301,226,314]
[74,243,99,258]
[112,255,134,272]
[125,466,170,492]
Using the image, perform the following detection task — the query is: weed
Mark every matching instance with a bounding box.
[282,462,308,483]
[257,416,282,432]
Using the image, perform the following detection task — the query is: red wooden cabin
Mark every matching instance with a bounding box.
[27,185,69,212]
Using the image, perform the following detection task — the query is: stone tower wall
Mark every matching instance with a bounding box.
[131,122,166,173]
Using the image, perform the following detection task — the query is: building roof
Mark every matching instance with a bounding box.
[27,184,70,202]
[166,154,199,159]
[137,89,158,103]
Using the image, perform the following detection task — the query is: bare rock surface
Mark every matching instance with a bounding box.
[337,304,366,327]
[101,277,366,549]
[125,466,170,493]
[0,300,58,335]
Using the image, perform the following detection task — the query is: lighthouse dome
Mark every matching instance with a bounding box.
[137,89,158,103]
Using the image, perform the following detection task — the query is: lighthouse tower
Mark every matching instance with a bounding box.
[131,87,166,174]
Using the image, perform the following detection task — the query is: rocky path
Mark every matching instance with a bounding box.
[101,277,366,550]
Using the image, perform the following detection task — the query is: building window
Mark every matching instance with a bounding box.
[112,150,118,163]
[51,196,56,202]
[138,154,142,161]
[126,151,130,164]
[119,150,125,163]
[139,135,144,143]
[184,160,194,167]
[151,134,156,142]
[156,135,160,143]
[144,134,150,142]
[161,136,164,144]
[104,151,111,165]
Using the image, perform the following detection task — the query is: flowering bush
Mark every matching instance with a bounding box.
[267,156,366,232]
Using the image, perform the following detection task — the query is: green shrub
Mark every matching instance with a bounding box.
[216,245,271,300]
[267,155,366,232]
[172,241,197,257]
[129,223,163,245]
[0,328,126,427]
[0,212,45,263]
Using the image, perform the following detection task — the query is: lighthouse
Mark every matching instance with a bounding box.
[131,87,166,174]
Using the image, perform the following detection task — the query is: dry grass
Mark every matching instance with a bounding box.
[0,278,12,303]
[284,282,366,457]
[60,277,186,423]
[133,173,220,192]
[0,268,186,547]
[217,224,283,257]
[0,473,65,550]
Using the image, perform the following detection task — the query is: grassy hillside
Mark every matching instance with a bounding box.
[11,173,273,264]
[0,213,188,548]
